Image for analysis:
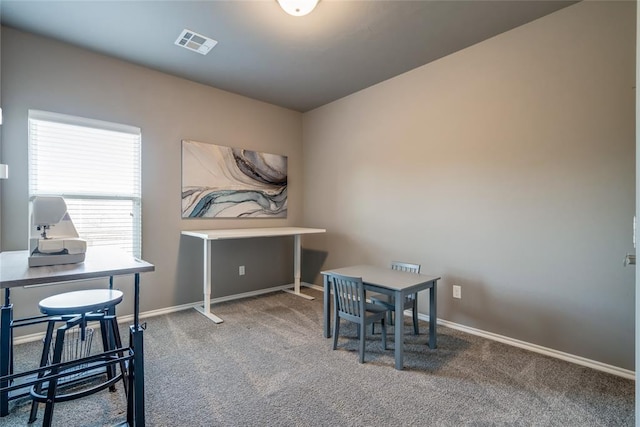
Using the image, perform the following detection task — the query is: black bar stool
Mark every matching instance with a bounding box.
[29,289,127,426]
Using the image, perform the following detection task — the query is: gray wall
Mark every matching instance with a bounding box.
[302,1,636,369]
[0,1,636,371]
[0,27,304,324]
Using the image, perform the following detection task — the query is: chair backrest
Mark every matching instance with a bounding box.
[330,273,365,318]
[391,261,421,274]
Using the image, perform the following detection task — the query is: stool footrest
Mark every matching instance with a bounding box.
[30,352,130,399]
[31,371,124,403]
[2,348,130,391]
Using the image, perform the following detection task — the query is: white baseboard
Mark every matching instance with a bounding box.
[14,284,633,380]
[419,314,635,380]
[285,284,635,379]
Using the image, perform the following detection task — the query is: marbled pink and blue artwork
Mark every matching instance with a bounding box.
[181,140,287,218]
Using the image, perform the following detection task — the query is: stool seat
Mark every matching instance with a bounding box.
[39,289,124,315]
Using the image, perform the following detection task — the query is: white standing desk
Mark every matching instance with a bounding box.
[181,227,326,323]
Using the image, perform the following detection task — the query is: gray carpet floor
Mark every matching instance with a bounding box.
[3,288,634,426]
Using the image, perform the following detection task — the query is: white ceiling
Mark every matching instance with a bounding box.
[0,0,577,112]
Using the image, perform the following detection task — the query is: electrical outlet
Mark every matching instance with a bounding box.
[453,285,461,299]
[239,265,245,276]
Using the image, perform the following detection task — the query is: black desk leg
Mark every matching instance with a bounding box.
[128,325,145,426]
[127,328,134,426]
[0,289,12,417]
[129,273,145,426]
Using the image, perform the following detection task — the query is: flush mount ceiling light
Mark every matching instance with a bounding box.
[175,29,217,55]
[277,0,319,17]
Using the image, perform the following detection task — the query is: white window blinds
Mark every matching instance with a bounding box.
[28,110,142,258]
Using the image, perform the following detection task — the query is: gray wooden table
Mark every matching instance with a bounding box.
[321,265,440,370]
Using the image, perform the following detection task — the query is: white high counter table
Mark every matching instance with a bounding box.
[181,227,326,323]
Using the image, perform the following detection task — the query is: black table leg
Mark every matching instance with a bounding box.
[129,324,145,426]
[0,289,12,417]
[131,273,145,426]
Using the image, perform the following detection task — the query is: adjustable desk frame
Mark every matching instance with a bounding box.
[0,247,154,426]
[181,227,325,324]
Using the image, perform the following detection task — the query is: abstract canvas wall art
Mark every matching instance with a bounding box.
[182,140,287,218]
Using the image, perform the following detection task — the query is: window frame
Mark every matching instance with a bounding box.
[28,110,142,258]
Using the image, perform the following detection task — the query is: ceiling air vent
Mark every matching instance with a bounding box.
[175,29,217,55]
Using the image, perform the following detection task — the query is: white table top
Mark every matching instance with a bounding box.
[0,246,155,288]
[321,265,440,291]
[181,227,326,240]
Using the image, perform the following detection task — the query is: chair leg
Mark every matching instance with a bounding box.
[412,296,419,335]
[381,318,387,350]
[358,322,366,363]
[332,316,340,350]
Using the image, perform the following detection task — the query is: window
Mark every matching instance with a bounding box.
[28,110,142,258]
